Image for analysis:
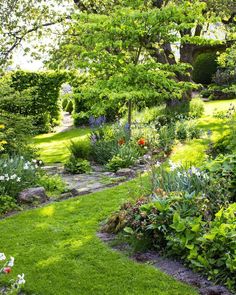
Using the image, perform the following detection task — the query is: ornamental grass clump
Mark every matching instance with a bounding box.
[0,253,25,294]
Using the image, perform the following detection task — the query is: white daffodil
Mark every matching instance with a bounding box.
[8,256,14,267]
[10,174,17,180]
[0,253,6,261]
[17,273,25,285]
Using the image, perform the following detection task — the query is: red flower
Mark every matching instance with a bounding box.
[137,138,146,146]
[3,267,11,274]
[118,138,125,145]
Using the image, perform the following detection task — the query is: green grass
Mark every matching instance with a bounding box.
[0,181,197,295]
[32,128,90,164]
[171,99,236,165]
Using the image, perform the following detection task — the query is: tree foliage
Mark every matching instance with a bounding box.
[0,0,73,67]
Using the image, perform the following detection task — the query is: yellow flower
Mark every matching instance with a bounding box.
[0,140,7,145]
[0,124,5,129]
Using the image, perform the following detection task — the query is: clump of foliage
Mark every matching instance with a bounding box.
[0,111,36,158]
[0,195,19,215]
[36,174,67,197]
[192,52,218,85]
[206,45,236,100]
[106,143,140,172]
[0,156,42,198]
[65,100,73,114]
[104,156,236,291]
[65,157,91,174]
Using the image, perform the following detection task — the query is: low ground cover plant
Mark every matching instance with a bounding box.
[104,157,236,292]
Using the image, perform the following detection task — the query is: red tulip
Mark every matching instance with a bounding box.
[3,267,11,274]
[138,138,146,146]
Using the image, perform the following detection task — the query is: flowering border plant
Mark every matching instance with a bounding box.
[0,253,25,294]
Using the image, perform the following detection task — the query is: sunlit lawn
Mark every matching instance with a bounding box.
[32,128,90,164]
[171,99,236,165]
[0,180,197,295]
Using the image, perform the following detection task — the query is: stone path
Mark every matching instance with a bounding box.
[43,111,149,198]
[44,163,147,198]
[54,111,74,133]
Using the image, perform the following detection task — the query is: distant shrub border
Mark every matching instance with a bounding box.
[10,71,68,132]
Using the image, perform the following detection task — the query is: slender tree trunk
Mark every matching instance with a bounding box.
[127,99,132,138]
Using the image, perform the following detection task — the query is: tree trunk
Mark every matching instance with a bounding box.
[127,99,132,138]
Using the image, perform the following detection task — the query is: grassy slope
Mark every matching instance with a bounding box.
[171,99,236,165]
[32,128,90,164]
[0,180,196,295]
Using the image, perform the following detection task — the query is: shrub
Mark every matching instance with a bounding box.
[192,52,218,84]
[90,140,119,164]
[187,122,202,139]
[175,122,188,141]
[65,100,73,114]
[189,98,204,118]
[157,125,175,154]
[0,111,36,158]
[0,71,67,133]
[73,112,90,126]
[68,140,91,160]
[62,97,69,110]
[65,157,91,174]
[36,174,67,197]
[0,196,18,215]
[106,144,140,172]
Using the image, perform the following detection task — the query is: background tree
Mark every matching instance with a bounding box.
[0,0,74,68]
[49,0,217,133]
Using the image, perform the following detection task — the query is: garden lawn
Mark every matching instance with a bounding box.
[32,128,90,164]
[171,99,236,165]
[0,180,197,295]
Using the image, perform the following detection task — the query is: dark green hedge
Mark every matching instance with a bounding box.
[192,52,218,85]
[10,71,67,131]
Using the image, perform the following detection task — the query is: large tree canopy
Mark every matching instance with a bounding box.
[0,0,74,67]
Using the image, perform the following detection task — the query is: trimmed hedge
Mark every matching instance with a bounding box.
[11,71,67,125]
[192,52,218,85]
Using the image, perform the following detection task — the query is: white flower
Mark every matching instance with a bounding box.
[4,174,8,178]
[32,159,37,163]
[35,164,38,169]
[10,158,14,163]
[0,253,6,261]
[169,160,180,171]
[143,154,151,160]
[177,172,182,177]
[20,156,24,160]
[156,161,161,167]
[17,273,25,285]
[10,174,17,180]
[0,176,4,181]
[23,164,29,170]
[3,164,7,168]
[16,177,21,182]
[8,256,14,267]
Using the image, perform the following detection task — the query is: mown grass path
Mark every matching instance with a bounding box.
[0,180,197,295]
